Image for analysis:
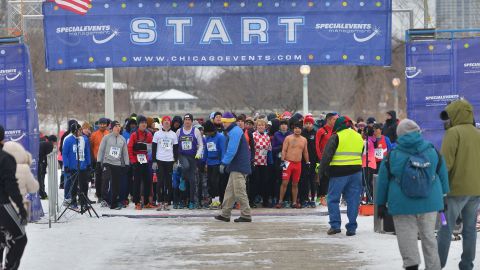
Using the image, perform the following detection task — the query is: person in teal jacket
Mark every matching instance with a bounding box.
[375,119,449,270]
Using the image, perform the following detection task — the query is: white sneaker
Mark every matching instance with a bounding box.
[62,199,72,206]
[163,203,170,211]
[156,203,164,211]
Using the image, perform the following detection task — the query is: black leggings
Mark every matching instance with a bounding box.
[0,203,27,270]
[133,163,151,205]
[103,164,123,208]
[207,165,220,198]
[156,161,174,204]
[253,165,269,204]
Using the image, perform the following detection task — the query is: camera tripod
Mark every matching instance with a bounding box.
[58,137,99,220]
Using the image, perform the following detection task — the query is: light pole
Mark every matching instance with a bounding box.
[300,65,311,115]
[392,77,401,115]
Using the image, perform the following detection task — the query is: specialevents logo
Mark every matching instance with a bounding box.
[5,129,26,142]
[463,62,480,74]
[315,23,380,43]
[424,94,459,107]
[405,66,422,79]
[56,25,119,45]
[0,68,22,81]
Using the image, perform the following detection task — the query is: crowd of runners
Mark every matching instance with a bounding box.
[37,110,400,212]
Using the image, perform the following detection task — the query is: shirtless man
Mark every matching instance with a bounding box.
[277,121,310,208]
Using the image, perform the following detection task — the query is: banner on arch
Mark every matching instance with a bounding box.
[43,0,392,70]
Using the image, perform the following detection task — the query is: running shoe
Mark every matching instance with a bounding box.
[144,203,156,209]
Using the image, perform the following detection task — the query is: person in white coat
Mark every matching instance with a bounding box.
[2,141,39,215]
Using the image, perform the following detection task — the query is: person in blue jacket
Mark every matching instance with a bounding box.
[214,112,252,223]
[203,120,226,205]
[62,122,92,207]
[375,119,449,270]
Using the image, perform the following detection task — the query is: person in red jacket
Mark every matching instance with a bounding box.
[315,112,338,205]
[127,115,153,210]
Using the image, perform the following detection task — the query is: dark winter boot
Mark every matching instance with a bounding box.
[405,265,418,270]
[214,215,230,222]
[234,216,252,223]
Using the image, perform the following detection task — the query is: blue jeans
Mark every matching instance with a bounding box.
[437,196,480,270]
[327,171,362,232]
[64,172,72,200]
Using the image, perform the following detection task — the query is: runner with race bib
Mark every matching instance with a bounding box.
[127,116,153,210]
[176,113,204,210]
[97,121,130,210]
[152,116,178,211]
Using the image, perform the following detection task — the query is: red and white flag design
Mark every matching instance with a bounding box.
[53,0,92,15]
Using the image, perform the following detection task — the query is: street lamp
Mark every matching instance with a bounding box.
[392,77,401,115]
[300,65,311,115]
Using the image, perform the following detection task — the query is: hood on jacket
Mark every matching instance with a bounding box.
[269,118,280,136]
[172,116,183,126]
[396,131,429,153]
[445,99,474,127]
[386,110,397,125]
[2,141,32,166]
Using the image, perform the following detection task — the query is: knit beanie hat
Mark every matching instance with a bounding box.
[293,121,303,129]
[162,116,172,124]
[110,120,120,129]
[221,112,236,123]
[397,119,420,137]
[367,117,376,124]
[98,117,108,124]
[334,116,351,132]
[137,115,147,124]
[214,112,222,118]
[304,116,315,125]
[184,113,193,121]
[203,120,216,133]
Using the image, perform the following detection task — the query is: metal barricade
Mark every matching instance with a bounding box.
[47,149,59,228]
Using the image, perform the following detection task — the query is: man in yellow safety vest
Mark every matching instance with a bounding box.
[318,116,364,236]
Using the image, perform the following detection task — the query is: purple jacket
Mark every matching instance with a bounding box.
[272,131,292,158]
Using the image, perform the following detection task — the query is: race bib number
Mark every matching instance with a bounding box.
[73,145,85,161]
[109,147,121,159]
[260,149,268,156]
[181,141,192,151]
[160,138,173,150]
[207,142,217,152]
[137,154,147,164]
[282,161,290,170]
[375,148,384,159]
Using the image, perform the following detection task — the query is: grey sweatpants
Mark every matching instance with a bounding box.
[221,172,251,219]
[393,212,440,270]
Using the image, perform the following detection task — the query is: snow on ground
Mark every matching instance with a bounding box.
[20,198,477,270]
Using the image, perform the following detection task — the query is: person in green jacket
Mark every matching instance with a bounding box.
[437,99,480,270]
[376,119,449,270]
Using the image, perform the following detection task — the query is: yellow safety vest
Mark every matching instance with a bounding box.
[330,128,363,166]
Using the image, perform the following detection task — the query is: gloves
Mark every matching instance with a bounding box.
[19,207,28,226]
[443,197,448,211]
[306,162,311,170]
[195,153,202,160]
[96,162,102,170]
[315,163,320,174]
[64,167,70,174]
[219,164,226,174]
[152,162,158,171]
[377,205,388,219]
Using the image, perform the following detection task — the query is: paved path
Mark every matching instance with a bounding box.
[105,215,364,270]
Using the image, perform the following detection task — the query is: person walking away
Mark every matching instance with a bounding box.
[90,118,110,203]
[214,112,252,222]
[437,99,480,270]
[376,119,449,270]
[176,113,204,209]
[128,116,154,210]
[0,125,30,270]
[315,112,339,206]
[38,135,57,199]
[97,121,129,210]
[319,116,363,236]
[277,121,310,208]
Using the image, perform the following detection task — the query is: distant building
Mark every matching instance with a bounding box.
[131,89,199,115]
[436,0,480,35]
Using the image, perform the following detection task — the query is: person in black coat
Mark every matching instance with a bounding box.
[382,110,398,143]
[0,125,29,270]
[38,135,57,199]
